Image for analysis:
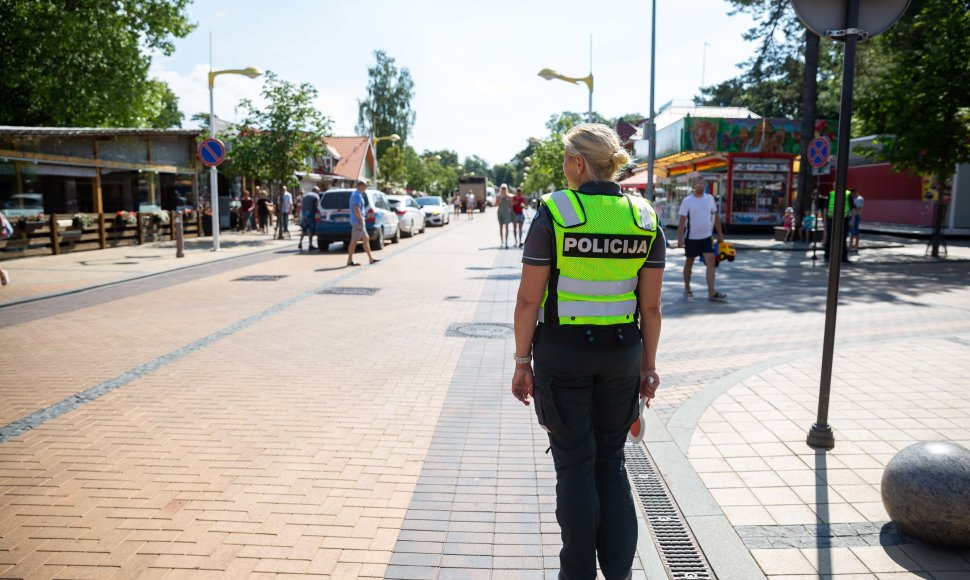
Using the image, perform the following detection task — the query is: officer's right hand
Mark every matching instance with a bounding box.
[676,239,684,249]
[640,369,660,407]
[511,365,534,406]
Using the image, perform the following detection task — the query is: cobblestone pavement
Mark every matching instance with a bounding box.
[1,215,969,579]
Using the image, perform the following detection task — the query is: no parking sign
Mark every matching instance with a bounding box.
[807,136,831,169]
[197,138,226,167]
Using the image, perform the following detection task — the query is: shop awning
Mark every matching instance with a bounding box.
[618,171,650,189]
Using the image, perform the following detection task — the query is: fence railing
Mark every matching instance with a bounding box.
[0,211,206,261]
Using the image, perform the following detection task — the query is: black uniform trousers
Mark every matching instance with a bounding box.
[532,323,641,580]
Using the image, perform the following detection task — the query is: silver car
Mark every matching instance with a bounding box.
[387,195,426,237]
[415,196,450,226]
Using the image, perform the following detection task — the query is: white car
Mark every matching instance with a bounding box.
[416,196,450,226]
[387,195,426,237]
[2,193,44,217]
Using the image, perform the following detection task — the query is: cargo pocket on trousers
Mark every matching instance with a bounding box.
[533,380,566,434]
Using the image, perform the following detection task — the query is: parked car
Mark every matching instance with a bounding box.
[415,196,450,226]
[315,188,400,251]
[387,195,426,237]
[2,193,44,217]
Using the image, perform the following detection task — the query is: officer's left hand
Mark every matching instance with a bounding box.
[511,365,534,406]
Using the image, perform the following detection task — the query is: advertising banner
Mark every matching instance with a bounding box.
[681,118,837,156]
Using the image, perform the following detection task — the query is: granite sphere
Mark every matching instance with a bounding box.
[881,441,970,548]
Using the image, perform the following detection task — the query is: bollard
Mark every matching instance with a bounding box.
[175,211,185,258]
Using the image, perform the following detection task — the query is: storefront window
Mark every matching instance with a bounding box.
[137,171,162,211]
[1,162,95,215]
[99,138,148,163]
[160,173,195,210]
[14,137,94,159]
[729,158,791,225]
[151,137,191,166]
[101,169,138,213]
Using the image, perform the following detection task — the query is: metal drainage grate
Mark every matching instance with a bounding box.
[233,275,289,282]
[317,286,380,296]
[625,442,715,580]
[445,322,513,339]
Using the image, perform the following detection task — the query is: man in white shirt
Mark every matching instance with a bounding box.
[677,180,726,301]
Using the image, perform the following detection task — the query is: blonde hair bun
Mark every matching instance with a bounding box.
[562,123,628,181]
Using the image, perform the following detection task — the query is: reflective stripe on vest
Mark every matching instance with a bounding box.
[547,190,585,227]
[557,275,638,296]
[558,299,638,318]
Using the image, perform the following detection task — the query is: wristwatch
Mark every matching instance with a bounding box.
[512,353,532,365]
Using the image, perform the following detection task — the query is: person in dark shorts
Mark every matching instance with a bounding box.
[677,180,726,301]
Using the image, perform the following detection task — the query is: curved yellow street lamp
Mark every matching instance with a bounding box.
[538,67,593,122]
[207,66,262,251]
[373,133,401,144]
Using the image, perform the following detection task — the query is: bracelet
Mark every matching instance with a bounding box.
[512,353,532,365]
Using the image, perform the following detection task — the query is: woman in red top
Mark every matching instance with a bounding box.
[511,187,526,247]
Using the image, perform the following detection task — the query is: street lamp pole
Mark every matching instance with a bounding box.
[207,66,262,251]
[646,0,657,201]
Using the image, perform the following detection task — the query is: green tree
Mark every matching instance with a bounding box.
[0,0,194,126]
[522,135,566,196]
[225,73,332,237]
[491,163,519,188]
[356,51,416,158]
[855,0,970,256]
[462,155,490,177]
[143,80,184,128]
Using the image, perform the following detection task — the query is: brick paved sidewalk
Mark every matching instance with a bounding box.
[2,211,969,579]
[0,232,294,307]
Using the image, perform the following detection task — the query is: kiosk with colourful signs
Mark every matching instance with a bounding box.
[649,113,837,229]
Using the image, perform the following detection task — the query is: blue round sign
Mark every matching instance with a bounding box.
[198,138,226,167]
[807,137,831,169]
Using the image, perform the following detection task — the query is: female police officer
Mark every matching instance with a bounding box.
[511,123,665,579]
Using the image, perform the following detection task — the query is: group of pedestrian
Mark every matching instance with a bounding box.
[450,191,484,220]
[495,184,527,248]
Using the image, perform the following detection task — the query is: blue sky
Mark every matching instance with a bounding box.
[152,0,758,165]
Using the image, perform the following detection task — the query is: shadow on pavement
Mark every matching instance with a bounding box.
[814,451,833,576]
[180,238,274,250]
[663,254,970,318]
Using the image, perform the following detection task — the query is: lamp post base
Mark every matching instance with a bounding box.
[807,423,835,449]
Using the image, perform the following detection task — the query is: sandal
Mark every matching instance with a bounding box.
[709,292,727,301]
[684,289,693,298]
[369,258,380,264]
[347,262,361,267]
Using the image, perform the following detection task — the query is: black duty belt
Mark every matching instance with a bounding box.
[534,322,640,351]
